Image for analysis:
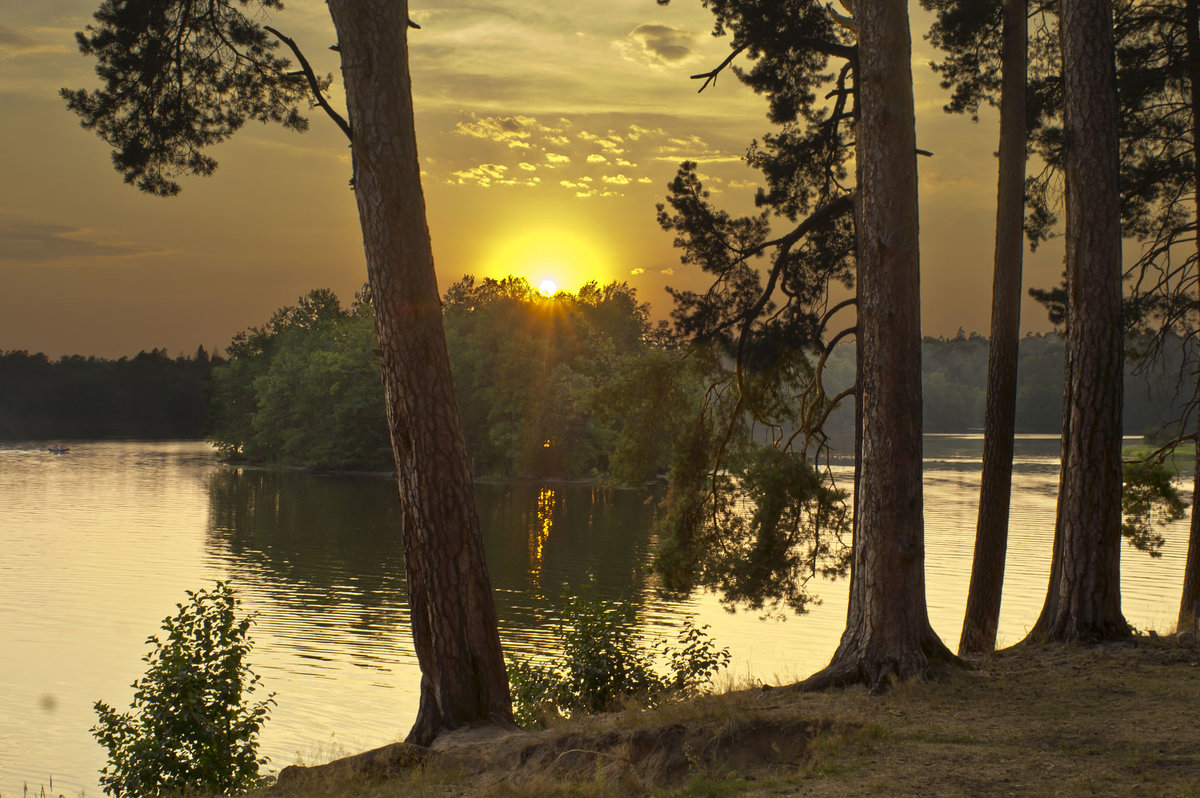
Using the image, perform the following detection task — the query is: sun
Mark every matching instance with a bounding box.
[482,226,609,292]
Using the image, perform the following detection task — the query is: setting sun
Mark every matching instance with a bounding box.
[481,226,610,292]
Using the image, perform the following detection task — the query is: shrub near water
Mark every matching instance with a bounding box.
[92,582,273,797]
[507,582,730,727]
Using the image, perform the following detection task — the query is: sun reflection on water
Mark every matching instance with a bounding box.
[528,486,557,596]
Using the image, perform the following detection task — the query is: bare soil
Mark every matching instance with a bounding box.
[260,635,1200,797]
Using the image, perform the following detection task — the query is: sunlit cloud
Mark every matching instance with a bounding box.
[546,153,571,165]
[586,154,608,164]
[518,162,538,171]
[455,115,536,149]
[630,267,645,275]
[449,163,541,188]
[660,268,675,275]
[603,174,631,185]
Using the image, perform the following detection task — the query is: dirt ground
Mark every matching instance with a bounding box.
[262,635,1200,797]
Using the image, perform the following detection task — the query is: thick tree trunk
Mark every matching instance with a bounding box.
[803,0,956,691]
[1026,0,1127,643]
[959,0,1027,656]
[326,0,513,744]
[1178,0,1200,636]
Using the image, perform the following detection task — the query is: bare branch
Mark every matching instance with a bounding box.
[264,25,351,141]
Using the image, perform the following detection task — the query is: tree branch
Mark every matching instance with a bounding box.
[264,25,351,141]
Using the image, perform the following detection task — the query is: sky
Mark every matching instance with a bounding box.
[0,1,1070,358]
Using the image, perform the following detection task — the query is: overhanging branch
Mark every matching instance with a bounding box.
[264,25,351,141]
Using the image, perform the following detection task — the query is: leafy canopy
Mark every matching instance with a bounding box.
[92,582,273,797]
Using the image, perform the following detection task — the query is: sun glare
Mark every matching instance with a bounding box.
[482,226,609,292]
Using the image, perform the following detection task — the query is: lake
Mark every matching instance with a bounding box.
[0,436,1190,796]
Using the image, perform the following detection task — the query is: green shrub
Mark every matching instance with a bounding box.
[92,582,274,796]
[507,581,730,727]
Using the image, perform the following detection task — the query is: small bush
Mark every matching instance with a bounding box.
[92,582,274,796]
[507,581,730,727]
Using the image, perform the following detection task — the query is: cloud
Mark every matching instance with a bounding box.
[586,154,608,164]
[660,268,675,275]
[623,23,697,65]
[0,24,37,51]
[630,267,645,275]
[545,153,571,164]
[637,177,653,184]
[517,162,538,171]
[579,130,626,155]
[0,223,163,262]
[455,115,537,149]
[448,163,540,188]
[603,174,631,185]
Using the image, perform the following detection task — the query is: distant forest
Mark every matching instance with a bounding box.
[0,289,1193,454]
[0,348,213,440]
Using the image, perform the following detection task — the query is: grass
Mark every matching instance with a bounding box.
[240,635,1200,797]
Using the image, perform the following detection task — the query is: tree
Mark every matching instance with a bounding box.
[655,0,957,687]
[1026,0,1127,642]
[924,0,1030,654]
[64,0,511,743]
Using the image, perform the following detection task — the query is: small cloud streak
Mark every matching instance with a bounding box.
[0,223,164,262]
[630,267,645,275]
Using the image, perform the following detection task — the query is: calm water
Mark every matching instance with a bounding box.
[0,436,1189,795]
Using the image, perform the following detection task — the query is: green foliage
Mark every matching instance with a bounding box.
[506,582,730,728]
[92,582,273,797]
[207,288,393,470]
[443,275,687,481]
[1121,460,1186,558]
[62,0,312,196]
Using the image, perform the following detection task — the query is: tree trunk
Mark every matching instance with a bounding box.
[1025,0,1127,643]
[1177,0,1200,636]
[802,0,956,691]
[959,0,1027,656]
[325,0,513,744]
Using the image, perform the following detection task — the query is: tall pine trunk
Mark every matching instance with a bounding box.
[326,0,513,744]
[959,0,1027,655]
[803,0,956,690]
[1026,0,1127,643]
[1177,0,1200,636]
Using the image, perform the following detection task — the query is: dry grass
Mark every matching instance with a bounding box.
[249,635,1200,797]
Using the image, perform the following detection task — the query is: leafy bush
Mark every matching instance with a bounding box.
[507,581,730,727]
[92,582,274,797]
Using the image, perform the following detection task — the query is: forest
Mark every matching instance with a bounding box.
[0,347,213,440]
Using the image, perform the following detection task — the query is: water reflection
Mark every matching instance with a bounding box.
[2,436,1192,797]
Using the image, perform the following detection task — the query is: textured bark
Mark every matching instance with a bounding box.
[326,0,512,744]
[803,0,956,691]
[959,0,1027,656]
[1026,0,1127,643]
[1178,0,1200,636]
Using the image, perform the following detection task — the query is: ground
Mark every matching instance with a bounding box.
[257,635,1200,797]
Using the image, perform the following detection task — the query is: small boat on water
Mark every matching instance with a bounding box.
[47,446,70,454]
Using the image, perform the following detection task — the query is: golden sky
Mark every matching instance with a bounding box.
[0,1,1068,358]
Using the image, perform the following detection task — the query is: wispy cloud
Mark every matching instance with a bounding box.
[0,223,165,262]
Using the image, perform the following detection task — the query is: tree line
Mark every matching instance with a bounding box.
[0,348,213,440]
[63,0,1200,751]
[207,278,690,481]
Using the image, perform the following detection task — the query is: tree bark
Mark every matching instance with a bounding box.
[1177,0,1200,636]
[325,0,513,744]
[1025,0,1127,643]
[803,0,956,691]
[959,0,1027,656]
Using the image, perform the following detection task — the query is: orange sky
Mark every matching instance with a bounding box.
[0,2,1068,358]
